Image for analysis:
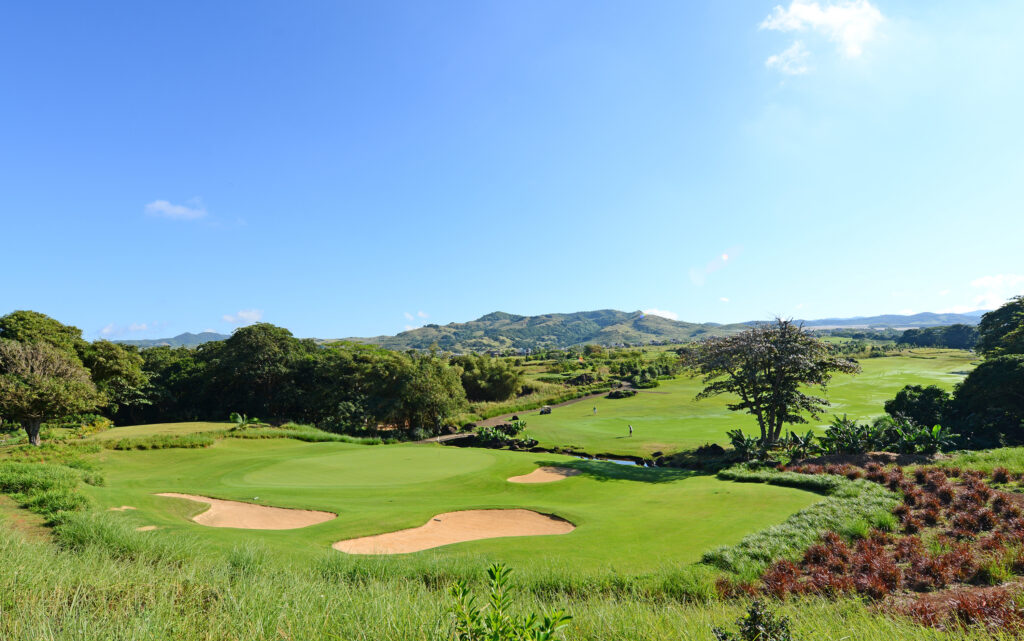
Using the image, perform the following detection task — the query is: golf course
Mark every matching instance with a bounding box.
[519,349,976,456]
[85,432,820,571]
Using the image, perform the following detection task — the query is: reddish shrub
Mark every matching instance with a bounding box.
[761,560,803,598]
[977,508,996,531]
[947,589,1024,630]
[921,507,941,526]
[953,511,981,534]
[946,466,962,478]
[893,504,911,520]
[992,467,1011,484]
[902,486,924,506]
[903,516,924,534]
[936,484,956,505]
[991,493,1009,514]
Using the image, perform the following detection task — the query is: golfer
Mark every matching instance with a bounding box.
[628,424,633,437]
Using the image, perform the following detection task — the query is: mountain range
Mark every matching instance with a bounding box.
[115,309,988,352]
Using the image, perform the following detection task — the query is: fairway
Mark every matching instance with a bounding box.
[85,437,820,572]
[521,350,976,457]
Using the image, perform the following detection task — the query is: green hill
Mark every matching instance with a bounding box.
[344,310,749,352]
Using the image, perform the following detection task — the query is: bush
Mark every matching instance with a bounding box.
[103,433,216,450]
[449,564,571,641]
[713,600,795,641]
[606,389,637,399]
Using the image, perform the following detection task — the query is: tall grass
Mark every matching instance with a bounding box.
[0,523,1000,641]
[103,433,216,450]
[703,466,899,579]
[225,423,389,445]
[0,461,98,521]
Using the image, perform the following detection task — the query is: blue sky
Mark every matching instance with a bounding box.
[2,1,1022,340]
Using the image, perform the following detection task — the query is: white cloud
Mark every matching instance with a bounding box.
[99,323,116,337]
[128,323,148,332]
[222,309,263,325]
[765,40,812,75]
[969,274,1024,309]
[761,0,883,58]
[938,289,951,296]
[720,297,730,303]
[202,328,216,333]
[403,312,415,321]
[417,310,429,318]
[403,325,417,332]
[642,308,679,321]
[144,198,207,220]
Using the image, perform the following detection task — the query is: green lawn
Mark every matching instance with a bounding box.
[520,350,977,457]
[86,437,820,572]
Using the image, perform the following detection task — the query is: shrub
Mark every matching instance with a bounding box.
[103,433,215,450]
[712,600,795,641]
[449,564,571,641]
[606,389,637,399]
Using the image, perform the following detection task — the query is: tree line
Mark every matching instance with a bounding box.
[0,311,525,444]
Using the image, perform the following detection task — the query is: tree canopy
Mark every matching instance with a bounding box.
[0,339,102,445]
[977,296,1024,357]
[685,319,861,444]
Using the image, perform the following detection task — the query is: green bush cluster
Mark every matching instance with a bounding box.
[103,433,216,450]
[0,461,95,521]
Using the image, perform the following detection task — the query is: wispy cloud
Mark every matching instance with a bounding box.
[765,40,812,74]
[938,274,1024,313]
[98,321,162,338]
[761,0,883,57]
[222,309,263,325]
[642,308,679,321]
[417,310,429,318]
[144,198,207,220]
[719,297,730,303]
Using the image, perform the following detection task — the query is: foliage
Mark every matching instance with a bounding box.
[884,384,951,428]
[0,339,103,445]
[449,564,572,641]
[453,353,523,402]
[80,340,152,415]
[713,600,794,641]
[899,324,978,350]
[816,415,957,456]
[476,421,537,449]
[229,412,261,427]
[951,355,1024,446]
[102,433,216,450]
[685,319,861,444]
[0,310,88,362]
[705,466,898,575]
[782,430,819,460]
[0,461,95,521]
[726,429,764,462]
[977,295,1024,357]
[606,389,637,399]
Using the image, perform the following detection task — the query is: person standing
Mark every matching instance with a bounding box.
[593,406,597,415]
[628,424,633,437]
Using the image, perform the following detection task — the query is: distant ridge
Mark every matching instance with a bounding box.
[115,331,229,348]
[116,309,989,352]
[797,310,986,330]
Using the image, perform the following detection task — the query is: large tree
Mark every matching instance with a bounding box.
[685,319,861,444]
[0,339,102,445]
[80,340,152,416]
[951,355,1024,446]
[0,310,88,363]
[977,296,1024,357]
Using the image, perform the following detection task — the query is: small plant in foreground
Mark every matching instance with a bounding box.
[713,600,795,641]
[449,563,571,641]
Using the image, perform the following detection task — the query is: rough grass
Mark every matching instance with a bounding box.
[702,466,899,579]
[102,433,217,450]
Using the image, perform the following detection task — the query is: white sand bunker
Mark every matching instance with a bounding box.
[156,493,335,530]
[508,466,581,484]
[333,509,575,554]
[108,505,136,511]
[135,525,158,532]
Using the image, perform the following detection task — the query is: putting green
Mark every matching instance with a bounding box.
[522,350,976,457]
[85,437,821,571]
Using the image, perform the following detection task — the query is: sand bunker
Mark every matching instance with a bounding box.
[333,509,574,554]
[508,466,581,484]
[135,525,158,532]
[156,493,335,530]
[108,506,136,511]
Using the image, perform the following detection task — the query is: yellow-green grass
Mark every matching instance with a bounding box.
[520,350,977,457]
[88,421,232,441]
[85,437,820,573]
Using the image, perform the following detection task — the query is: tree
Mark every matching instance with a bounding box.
[80,340,152,416]
[951,355,1024,446]
[0,310,88,363]
[977,296,1024,357]
[884,384,951,427]
[397,353,466,433]
[452,353,523,402]
[0,340,102,445]
[685,319,861,444]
